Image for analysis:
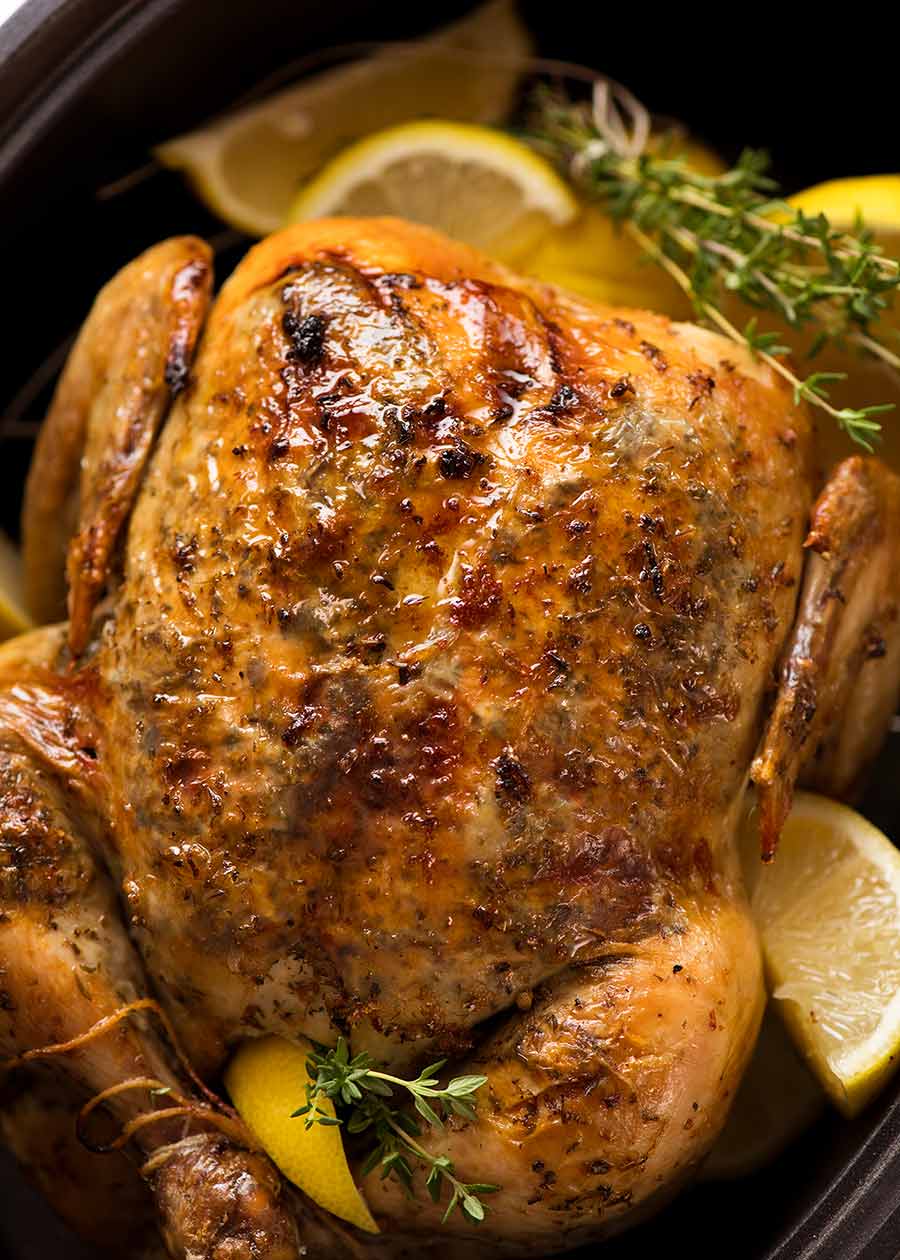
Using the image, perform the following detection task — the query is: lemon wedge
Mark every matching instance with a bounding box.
[287,120,577,262]
[0,533,34,641]
[743,791,900,1117]
[225,1035,378,1233]
[155,0,532,237]
[702,1007,823,1181]
[521,137,724,313]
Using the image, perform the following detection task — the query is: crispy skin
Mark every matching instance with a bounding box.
[10,218,876,1255]
[97,221,805,1071]
[87,220,807,1249]
[21,237,212,644]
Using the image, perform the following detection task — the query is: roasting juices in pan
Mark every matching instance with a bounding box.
[2,3,900,1256]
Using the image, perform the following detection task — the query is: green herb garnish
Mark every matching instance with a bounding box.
[530,80,900,449]
[292,1037,497,1225]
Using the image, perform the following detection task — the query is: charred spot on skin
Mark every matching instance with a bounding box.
[172,534,198,576]
[687,371,716,410]
[380,272,422,290]
[545,648,570,679]
[551,383,579,410]
[534,383,580,424]
[164,346,191,397]
[641,540,665,599]
[396,661,422,686]
[493,749,531,804]
[438,439,485,481]
[566,519,590,540]
[386,405,418,446]
[639,512,664,535]
[424,395,447,421]
[639,341,668,373]
[282,309,327,366]
[473,904,496,928]
[164,258,209,396]
[269,435,291,462]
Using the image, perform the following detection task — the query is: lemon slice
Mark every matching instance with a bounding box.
[0,533,34,641]
[702,1007,823,1181]
[155,0,533,237]
[743,791,900,1117]
[225,1035,378,1233]
[521,137,724,313]
[287,120,577,262]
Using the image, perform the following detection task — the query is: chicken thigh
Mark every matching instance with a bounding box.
[3,218,900,1259]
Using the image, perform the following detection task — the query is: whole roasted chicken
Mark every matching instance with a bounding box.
[2,218,900,1259]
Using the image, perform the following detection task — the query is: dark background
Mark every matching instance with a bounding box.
[0,2,899,1258]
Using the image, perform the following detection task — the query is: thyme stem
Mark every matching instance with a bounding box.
[291,1038,497,1225]
[530,85,900,447]
[624,222,888,442]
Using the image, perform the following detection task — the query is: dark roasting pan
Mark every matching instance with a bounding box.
[1,3,899,1257]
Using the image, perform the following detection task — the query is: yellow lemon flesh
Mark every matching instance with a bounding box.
[0,533,33,641]
[743,792,900,1118]
[225,1035,378,1233]
[155,0,532,237]
[288,120,577,264]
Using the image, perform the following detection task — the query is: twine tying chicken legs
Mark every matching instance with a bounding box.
[1,997,255,1161]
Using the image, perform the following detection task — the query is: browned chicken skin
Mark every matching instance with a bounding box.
[2,218,900,1258]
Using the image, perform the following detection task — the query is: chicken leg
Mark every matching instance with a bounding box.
[361,890,762,1255]
[0,631,299,1257]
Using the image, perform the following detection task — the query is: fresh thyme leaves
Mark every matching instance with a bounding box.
[291,1037,497,1224]
[530,83,900,448]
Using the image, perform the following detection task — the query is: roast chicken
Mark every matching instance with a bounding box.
[2,217,900,1259]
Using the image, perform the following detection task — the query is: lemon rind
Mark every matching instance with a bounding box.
[760,792,900,1117]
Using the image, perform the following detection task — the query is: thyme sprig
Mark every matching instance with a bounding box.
[291,1037,497,1224]
[530,83,900,448]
